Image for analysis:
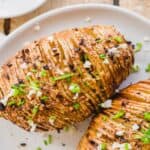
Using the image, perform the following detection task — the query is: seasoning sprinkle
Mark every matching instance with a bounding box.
[112,110,125,119]
[144,112,150,121]
[145,64,150,72]
[131,64,140,73]
[134,42,142,53]
[73,103,80,110]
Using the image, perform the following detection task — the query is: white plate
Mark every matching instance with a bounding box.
[0,4,150,150]
[0,0,46,18]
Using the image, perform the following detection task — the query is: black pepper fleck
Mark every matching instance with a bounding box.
[43,65,49,70]
[62,143,66,147]
[7,63,12,67]
[79,39,85,46]
[20,143,27,147]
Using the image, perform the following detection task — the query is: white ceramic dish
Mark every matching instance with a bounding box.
[0,4,150,150]
[0,0,46,18]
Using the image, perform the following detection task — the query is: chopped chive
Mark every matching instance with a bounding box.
[40,69,47,77]
[134,42,142,52]
[47,135,52,144]
[124,143,129,150]
[7,100,16,106]
[32,105,39,116]
[49,115,56,124]
[99,54,106,60]
[36,147,42,150]
[114,36,123,43]
[51,73,74,82]
[31,69,38,73]
[63,126,69,132]
[131,64,140,73]
[11,83,26,97]
[40,96,48,102]
[102,115,108,122]
[30,81,40,91]
[140,129,150,144]
[69,83,80,94]
[43,140,48,146]
[144,112,150,121]
[145,64,150,72]
[112,110,125,119]
[17,99,25,107]
[98,143,107,150]
[95,38,103,43]
[73,103,80,110]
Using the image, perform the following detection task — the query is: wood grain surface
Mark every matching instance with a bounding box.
[0,0,149,34]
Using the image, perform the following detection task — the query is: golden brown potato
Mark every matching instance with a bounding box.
[78,80,150,150]
[0,25,133,131]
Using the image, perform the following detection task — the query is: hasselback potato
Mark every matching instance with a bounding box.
[78,80,150,150]
[0,25,134,131]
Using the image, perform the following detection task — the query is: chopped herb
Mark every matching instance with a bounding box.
[40,69,47,77]
[7,100,16,106]
[99,54,106,60]
[112,110,125,119]
[51,73,74,82]
[98,143,107,150]
[31,69,38,73]
[40,96,48,102]
[73,103,80,110]
[138,129,150,144]
[69,83,80,93]
[114,36,123,43]
[131,64,140,73]
[95,38,103,43]
[26,75,32,81]
[84,54,88,61]
[36,147,42,150]
[32,105,39,116]
[144,112,150,121]
[30,81,40,91]
[43,140,48,146]
[43,135,52,145]
[102,115,108,122]
[134,42,142,52]
[63,126,69,132]
[47,135,52,144]
[17,99,25,107]
[145,64,150,72]
[11,84,26,97]
[76,66,82,76]
[124,143,129,150]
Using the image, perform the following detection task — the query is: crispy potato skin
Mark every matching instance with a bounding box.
[78,80,150,150]
[0,25,134,131]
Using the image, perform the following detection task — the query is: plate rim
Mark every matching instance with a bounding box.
[0,0,46,18]
[0,3,150,48]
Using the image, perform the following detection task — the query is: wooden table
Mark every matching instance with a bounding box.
[0,0,149,35]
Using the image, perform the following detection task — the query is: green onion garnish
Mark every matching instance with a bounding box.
[63,126,69,132]
[7,100,16,106]
[17,99,25,107]
[43,135,52,145]
[32,105,39,116]
[144,112,150,121]
[131,64,140,73]
[95,38,103,43]
[139,129,150,144]
[40,96,48,102]
[114,36,123,43]
[40,69,47,77]
[69,83,80,93]
[99,54,106,60]
[30,81,40,91]
[31,69,38,73]
[51,73,74,82]
[49,115,56,123]
[36,147,42,150]
[145,64,150,72]
[11,83,26,97]
[134,42,142,52]
[112,110,125,119]
[124,143,130,150]
[102,115,108,122]
[99,143,107,150]
[73,103,80,110]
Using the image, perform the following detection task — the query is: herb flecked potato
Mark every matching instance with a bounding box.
[0,25,134,131]
[78,80,150,150]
